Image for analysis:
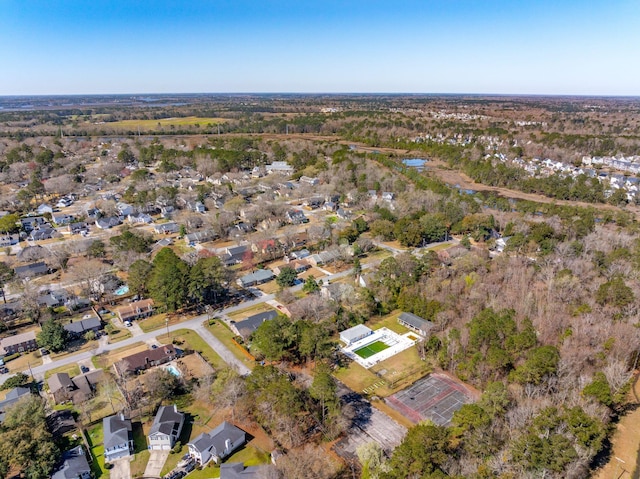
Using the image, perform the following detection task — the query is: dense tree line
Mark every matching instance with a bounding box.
[129,248,230,311]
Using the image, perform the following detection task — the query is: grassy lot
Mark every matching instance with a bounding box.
[204,321,255,370]
[333,362,382,395]
[92,342,147,369]
[359,249,393,265]
[138,312,169,332]
[99,116,226,129]
[157,330,225,370]
[226,304,275,322]
[335,343,429,397]
[4,350,42,373]
[50,338,99,360]
[87,422,107,479]
[107,326,133,343]
[368,310,411,335]
[255,280,279,295]
[44,362,81,381]
[130,422,150,478]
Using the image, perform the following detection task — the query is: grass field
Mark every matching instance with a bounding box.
[205,321,256,370]
[354,340,390,359]
[100,116,226,129]
[157,329,225,370]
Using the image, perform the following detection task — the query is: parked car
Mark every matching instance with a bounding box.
[0,367,8,374]
[80,365,89,373]
[40,348,50,355]
[124,321,132,327]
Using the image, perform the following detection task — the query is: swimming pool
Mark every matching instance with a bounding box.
[165,365,181,377]
[114,285,129,296]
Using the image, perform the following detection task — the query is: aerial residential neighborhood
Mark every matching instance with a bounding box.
[0,89,638,479]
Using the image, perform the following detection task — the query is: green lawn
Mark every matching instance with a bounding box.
[157,329,225,369]
[107,327,133,343]
[205,321,256,370]
[354,340,390,359]
[131,422,150,478]
[87,423,107,479]
[44,363,80,381]
[138,313,169,333]
[368,311,411,335]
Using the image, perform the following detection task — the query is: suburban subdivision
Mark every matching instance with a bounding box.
[0,94,638,479]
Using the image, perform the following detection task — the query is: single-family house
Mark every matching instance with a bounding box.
[116,202,134,217]
[285,210,308,225]
[398,312,435,337]
[187,422,246,465]
[184,230,217,245]
[0,331,38,356]
[63,316,102,338]
[103,413,134,461]
[299,176,319,186]
[68,222,89,235]
[220,463,273,479]
[288,249,310,260]
[232,310,279,341]
[114,345,178,377]
[52,213,74,225]
[273,259,309,275]
[0,235,19,247]
[148,405,185,450]
[160,205,175,219]
[265,161,294,175]
[127,213,153,224]
[20,216,49,233]
[38,289,69,308]
[381,192,395,201]
[28,228,57,241]
[48,373,77,403]
[116,298,154,322]
[0,387,32,423]
[304,197,324,209]
[219,245,248,266]
[56,196,75,208]
[37,204,53,215]
[339,324,373,346]
[52,446,91,479]
[14,261,48,278]
[237,269,275,288]
[307,249,341,266]
[95,217,121,229]
[153,222,179,234]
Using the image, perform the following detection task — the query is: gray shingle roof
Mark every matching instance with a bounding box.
[149,405,184,437]
[103,414,132,449]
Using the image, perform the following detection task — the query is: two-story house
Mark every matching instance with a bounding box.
[148,405,185,450]
[103,413,134,461]
[187,422,246,466]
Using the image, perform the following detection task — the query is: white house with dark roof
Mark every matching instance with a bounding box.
[148,405,185,450]
[187,422,246,465]
[103,413,133,461]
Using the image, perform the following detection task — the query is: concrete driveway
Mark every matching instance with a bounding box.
[109,458,131,479]
[144,450,169,478]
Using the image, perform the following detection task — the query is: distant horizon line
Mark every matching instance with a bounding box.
[1,92,640,99]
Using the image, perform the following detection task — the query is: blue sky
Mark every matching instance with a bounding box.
[1,0,638,95]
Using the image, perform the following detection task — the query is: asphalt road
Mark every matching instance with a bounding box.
[1,251,378,385]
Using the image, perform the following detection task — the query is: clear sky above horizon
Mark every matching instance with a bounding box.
[1,0,639,96]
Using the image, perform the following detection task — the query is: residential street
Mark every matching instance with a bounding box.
[1,257,380,385]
